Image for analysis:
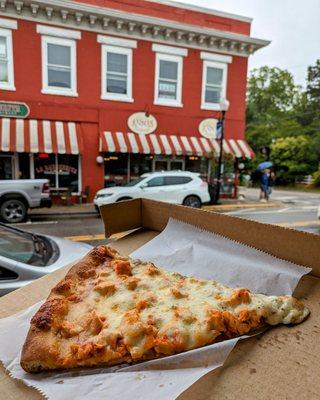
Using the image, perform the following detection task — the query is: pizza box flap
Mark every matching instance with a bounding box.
[100,199,320,277]
[0,200,319,399]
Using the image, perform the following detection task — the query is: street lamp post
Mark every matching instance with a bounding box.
[213,99,230,204]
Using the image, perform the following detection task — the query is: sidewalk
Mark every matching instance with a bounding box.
[29,197,282,218]
[29,203,97,218]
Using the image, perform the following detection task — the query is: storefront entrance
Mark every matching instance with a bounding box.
[153,156,185,172]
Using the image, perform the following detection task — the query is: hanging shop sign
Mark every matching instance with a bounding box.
[128,112,157,135]
[198,118,219,139]
[0,101,30,118]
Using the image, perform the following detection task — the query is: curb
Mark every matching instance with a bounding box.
[29,211,98,219]
[203,201,282,212]
[29,201,282,219]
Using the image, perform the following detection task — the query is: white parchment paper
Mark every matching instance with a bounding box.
[0,218,311,400]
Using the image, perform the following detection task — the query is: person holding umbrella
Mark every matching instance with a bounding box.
[257,161,273,202]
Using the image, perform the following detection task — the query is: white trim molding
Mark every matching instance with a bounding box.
[154,52,183,108]
[0,1,270,58]
[0,17,17,29]
[97,34,137,49]
[200,51,232,64]
[0,27,15,91]
[152,43,188,57]
[36,24,81,40]
[40,35,78,97]
[201,60,228,111]
[101,44,134,102]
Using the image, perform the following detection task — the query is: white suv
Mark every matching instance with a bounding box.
[94,171,210,209]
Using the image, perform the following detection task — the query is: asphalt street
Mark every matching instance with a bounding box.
[13,188,320,244]
[228,188,320,235]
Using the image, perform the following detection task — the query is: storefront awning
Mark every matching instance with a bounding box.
[99,131,254,159]
[0,118,83,154]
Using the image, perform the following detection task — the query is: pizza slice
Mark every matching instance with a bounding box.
[21,245,309,373]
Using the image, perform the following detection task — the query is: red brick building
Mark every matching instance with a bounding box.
[0,0,269,201]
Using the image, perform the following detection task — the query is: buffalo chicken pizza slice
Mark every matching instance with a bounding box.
[21,246,310,373]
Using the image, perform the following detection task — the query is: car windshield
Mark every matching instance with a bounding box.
[123,177,145,187]
[0,224,54,266]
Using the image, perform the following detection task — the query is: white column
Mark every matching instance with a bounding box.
[127,153,131,183]
[55,154,59,188]
[29,153,35,179]
[78,155,82,193]
[13,153,19,179]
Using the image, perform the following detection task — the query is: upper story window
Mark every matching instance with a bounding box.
[200,52,232,111]
[37,25,81,97]
[152,44,188,108]
[98,35,137,102]
[0,18,17,91]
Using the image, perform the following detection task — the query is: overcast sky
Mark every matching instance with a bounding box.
[173,0,320,87]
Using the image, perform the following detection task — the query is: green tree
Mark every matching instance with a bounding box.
[270,136,315,184]
[245,65,320,184]
[246,67,305,159]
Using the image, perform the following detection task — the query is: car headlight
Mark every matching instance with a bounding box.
[95,193,114,199]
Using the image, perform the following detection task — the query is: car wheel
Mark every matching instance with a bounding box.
[183,195,202,208]
[0,199,27,223]
[116,197,133,202]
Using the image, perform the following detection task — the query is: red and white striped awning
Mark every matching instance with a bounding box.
[0,118,83,154]
[99,131,254,158]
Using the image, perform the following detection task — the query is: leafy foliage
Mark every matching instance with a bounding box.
[270,136,316,184]
[246,63,320,185]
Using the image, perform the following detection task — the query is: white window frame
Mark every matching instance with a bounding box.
[0,28,15,91]
[154,52,183,108]
[101,44,133,102]
[41,35,78,97]
[200,52,231,111]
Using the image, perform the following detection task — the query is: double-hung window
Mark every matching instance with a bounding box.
[201,52,232,111]
[98,35,137,102]
[0,19,17,91]
[153,44,187,107]
[37,25,80,97]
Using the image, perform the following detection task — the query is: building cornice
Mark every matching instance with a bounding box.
[0,0,270,57]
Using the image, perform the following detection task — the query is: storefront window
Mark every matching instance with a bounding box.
[18,153,30,179]
[130,154,152,178]
[104,153,128,187]
[34,153,79,191]
[34,153,56,187]
[0,154,13,179]
[185,156,208,180]
[58,154,79,192]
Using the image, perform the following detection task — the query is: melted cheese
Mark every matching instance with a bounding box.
[48,249,310,368]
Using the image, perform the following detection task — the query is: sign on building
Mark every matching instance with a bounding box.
[128,112,157,135]
[198,118,220,139]
[0,101,30,118]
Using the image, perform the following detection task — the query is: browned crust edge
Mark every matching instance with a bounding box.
[20,246,119,373]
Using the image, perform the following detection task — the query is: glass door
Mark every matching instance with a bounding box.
[153,157,169,172]
[0,155,14,179]
[153,156,185,172]
[170,159,184,171]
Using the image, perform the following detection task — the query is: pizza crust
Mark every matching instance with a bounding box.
[20,246,310,373]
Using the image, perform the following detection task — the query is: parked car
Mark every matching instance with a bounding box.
[0,179,52,223]
[94,171,210,209]
[0,223,92,296]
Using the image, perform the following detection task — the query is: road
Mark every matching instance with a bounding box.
[227,188,320,235]
[13,188,320,244]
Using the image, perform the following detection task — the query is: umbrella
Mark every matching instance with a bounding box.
[257,161,273,171]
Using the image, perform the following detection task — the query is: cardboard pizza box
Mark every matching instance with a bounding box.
[0,199,319,399]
